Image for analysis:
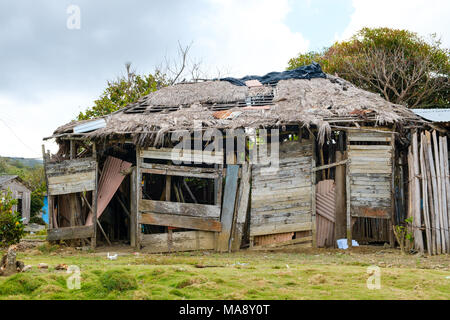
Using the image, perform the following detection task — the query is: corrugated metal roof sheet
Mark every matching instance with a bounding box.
[411,109,450,123]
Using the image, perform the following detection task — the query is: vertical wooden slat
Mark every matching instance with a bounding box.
[345,132,352,248]
[231,162,251,251]
[136,147,142,249]
[91,143,98,249]
[439,136,449,252]
[311,135,317,248]
[443,137,450,253]
[419,133,432,254]
[412,131,424,253]
[130,167,137,248]
[216,164,239,252]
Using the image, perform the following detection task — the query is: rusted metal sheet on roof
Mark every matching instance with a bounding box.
[245,79,263,88]
[316,180,335,248]
[85,156,132,226]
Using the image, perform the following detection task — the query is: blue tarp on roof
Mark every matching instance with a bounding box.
[220,62,326,86]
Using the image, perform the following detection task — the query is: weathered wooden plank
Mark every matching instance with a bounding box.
[47,225,94,241]
[140,231,215,253]
[231,162,251,251]
[348,136,392,142]
[251,236,313,250]
[140,147,223,164]
[250,221,312,236]
[140,167,219,180]
[216,164,239,252]
[139,212,221,232]
[48,175,96,195]
[348,145,392,151]
[46,158,96,176]
[139,199,221,218]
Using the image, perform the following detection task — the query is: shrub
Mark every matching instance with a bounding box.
[0,190,25,246]
[99,270,137,292]
[29,215,46,225]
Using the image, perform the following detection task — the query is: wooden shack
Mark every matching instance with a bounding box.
[43,65,447,253]
[0,175,31,224]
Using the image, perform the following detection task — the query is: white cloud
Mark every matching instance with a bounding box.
[0,91,96,158]
[193,0,309,77]
[339,0,450,46]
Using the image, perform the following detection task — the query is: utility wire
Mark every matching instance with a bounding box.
[0,117,41,158]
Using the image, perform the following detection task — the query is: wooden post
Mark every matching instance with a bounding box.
[412,131,424,253]
[135,147,142,250]
[130,167,137,248]
[423,132,437,254]
[345,132,352,248]
[426,131,441,254]
[419,133,432,255]
[91,143,98,249]
[230,162,251,251]
[389,133,396,248]
[443,137,450,253]
[216,164,239,252]
[311,134,317,248]
[335,151,347,241]
[432,131,446,253]
[439,136,449,252]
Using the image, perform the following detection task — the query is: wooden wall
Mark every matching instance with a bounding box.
[0,179,31,224]
[136,147,225,252]
[347,129,393,219]
[250,139,314,248]
[347,128,394,245]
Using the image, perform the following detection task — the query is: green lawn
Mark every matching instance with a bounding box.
[0,245,449,300]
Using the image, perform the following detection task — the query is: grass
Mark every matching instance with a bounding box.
[0,246,449,300]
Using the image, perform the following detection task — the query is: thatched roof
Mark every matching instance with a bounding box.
[51,74,424,146]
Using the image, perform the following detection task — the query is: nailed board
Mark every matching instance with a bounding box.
[348,130,393,219]
[47,225,94,241]
[140,147,223,164]
[140,231,216,253]
[139,199,221,219]
[250,140,313,239]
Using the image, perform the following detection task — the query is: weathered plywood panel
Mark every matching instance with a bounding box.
[139,199,221,219]
[47,225,94,241]
[48,171,96,195]
[140,212,222,232]
[140,147,223,164]
[140,231,215,253]
[250,140,313,238]
[348,129,393,220]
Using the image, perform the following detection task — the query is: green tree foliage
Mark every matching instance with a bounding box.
[77,64,169,120]
[0,190,25,246]
[288,28,450,108]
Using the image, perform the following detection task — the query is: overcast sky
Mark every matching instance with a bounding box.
[0,0,449,158]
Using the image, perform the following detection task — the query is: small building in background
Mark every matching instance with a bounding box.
[0,175,31,224]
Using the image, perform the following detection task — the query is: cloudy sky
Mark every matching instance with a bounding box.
[0,0,449,158]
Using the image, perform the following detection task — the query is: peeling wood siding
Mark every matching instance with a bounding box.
[46,158,97,195]
[250,140,313,245]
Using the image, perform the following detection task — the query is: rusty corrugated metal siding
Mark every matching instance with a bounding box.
[316,180,336,247]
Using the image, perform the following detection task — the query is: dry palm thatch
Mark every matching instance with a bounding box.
[52,74,424,146]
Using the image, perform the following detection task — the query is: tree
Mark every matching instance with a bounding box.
[77,64,169,120]
[77,42,208,121]
[288,28,450,108]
